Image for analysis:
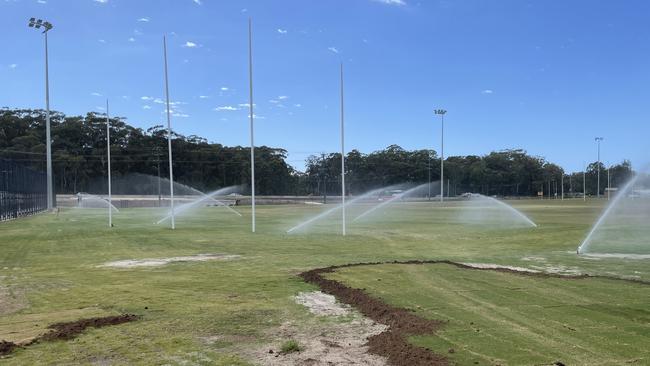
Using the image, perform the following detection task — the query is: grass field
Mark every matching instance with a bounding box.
[1,199,649,365]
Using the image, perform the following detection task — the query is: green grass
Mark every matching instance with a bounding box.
[328,263,650,365]
[0,199,648,365]
[280,339,302,354]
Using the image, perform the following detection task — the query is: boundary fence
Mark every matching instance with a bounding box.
[0,158,47,221]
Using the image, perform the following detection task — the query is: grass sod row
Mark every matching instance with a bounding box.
[326,262,650,365]
[0,199,648,364]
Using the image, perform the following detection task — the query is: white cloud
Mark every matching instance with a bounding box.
[199,95,210,99]
[269,99,279,104]
[238,103,255,108]
[143,105,152,110]
[98,39,106,43]
[220,87,229,91]
[91,92,102,97]
[241,8,248,12]
[133,29,144,36]
[294,103,302,107]
[215,106,239,111]
[328,47,339,54]
[37,0,46,4]
[153,98,164,104]
[9,64,17,69]
[278,95,288,100]
[277,29,287,34]
[137,17,150,22]
[128,37,136,42]
[141,96,154,101]
[481,89,494,94]
[371,0,406,5]
[248,114,265,120]
[94,0,108,3]
[172,113,189,118]
[182,41,198,48]
[192,0,201,4]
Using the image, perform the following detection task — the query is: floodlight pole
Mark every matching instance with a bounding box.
[607,165,611,201]
[434,109,447,203]
[561,174,564,200]
[163,35,175,229]
[340,63,346,236]
[106,100,112,227]
[28,18,54,210]
[583,163,586,202]
[248,18,256,233]
[595,137,603,198]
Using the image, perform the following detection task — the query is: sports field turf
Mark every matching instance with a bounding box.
[1,199,648,365]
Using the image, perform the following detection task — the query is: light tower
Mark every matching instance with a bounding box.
[434,109,447,202]
[28,18,54,210]
[595,137,604,198]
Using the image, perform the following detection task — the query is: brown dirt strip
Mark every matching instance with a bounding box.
[299,259,650,366]
[0,314,138,356]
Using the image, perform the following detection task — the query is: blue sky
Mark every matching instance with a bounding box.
[1,0,649,172]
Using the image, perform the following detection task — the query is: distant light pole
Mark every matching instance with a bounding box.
[248,18,256,233]
[607,164,611,201]
[106,100,112,227]
[583,163,586,201]
[340,63,346,236]
[163,35,175,229]
[561,174,564,200]
[427,153,431,201]
[595,137,604,198]
[434,109,447,203]
[28,17,54,210]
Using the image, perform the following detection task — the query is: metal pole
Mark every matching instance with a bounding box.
[44,31,53,210]
[427,154,431,200]
[607,165,611,201]
[340,63,346,236]
[583,164,586,202]
[561,174,564,200]
[248,18,256,233]
[596,137,603,198]
[106,99,112,227]
[163,35,175,229]
[440,113,444,203]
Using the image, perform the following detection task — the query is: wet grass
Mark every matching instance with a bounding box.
[0,198,648,364]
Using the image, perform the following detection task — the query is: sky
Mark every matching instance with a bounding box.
[1,0,650,172]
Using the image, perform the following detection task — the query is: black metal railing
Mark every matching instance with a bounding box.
[0,159,47,221]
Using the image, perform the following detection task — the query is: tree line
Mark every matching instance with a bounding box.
[0,108,634,197]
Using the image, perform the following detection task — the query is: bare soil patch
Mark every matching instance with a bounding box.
[294,291,351,317]
[98,253,240,268]
[251,320,388,366]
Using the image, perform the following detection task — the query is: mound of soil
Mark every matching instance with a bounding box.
[300,266,448,366]
[0,340,17,356]
[1,314,139,356]
[42,314,140,341]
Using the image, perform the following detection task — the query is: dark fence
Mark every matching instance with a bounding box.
[0,159,48,221]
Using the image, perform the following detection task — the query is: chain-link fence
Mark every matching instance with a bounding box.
[0,158,48,221]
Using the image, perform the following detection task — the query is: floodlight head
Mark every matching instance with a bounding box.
[434,109,447,115]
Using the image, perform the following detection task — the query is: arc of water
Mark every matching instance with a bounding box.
[156,187,242,224]
[352,183,428,222]
[78,193,120,213]
[286,187,387,233]
[475,194,537,227]
[577,173,639,254]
